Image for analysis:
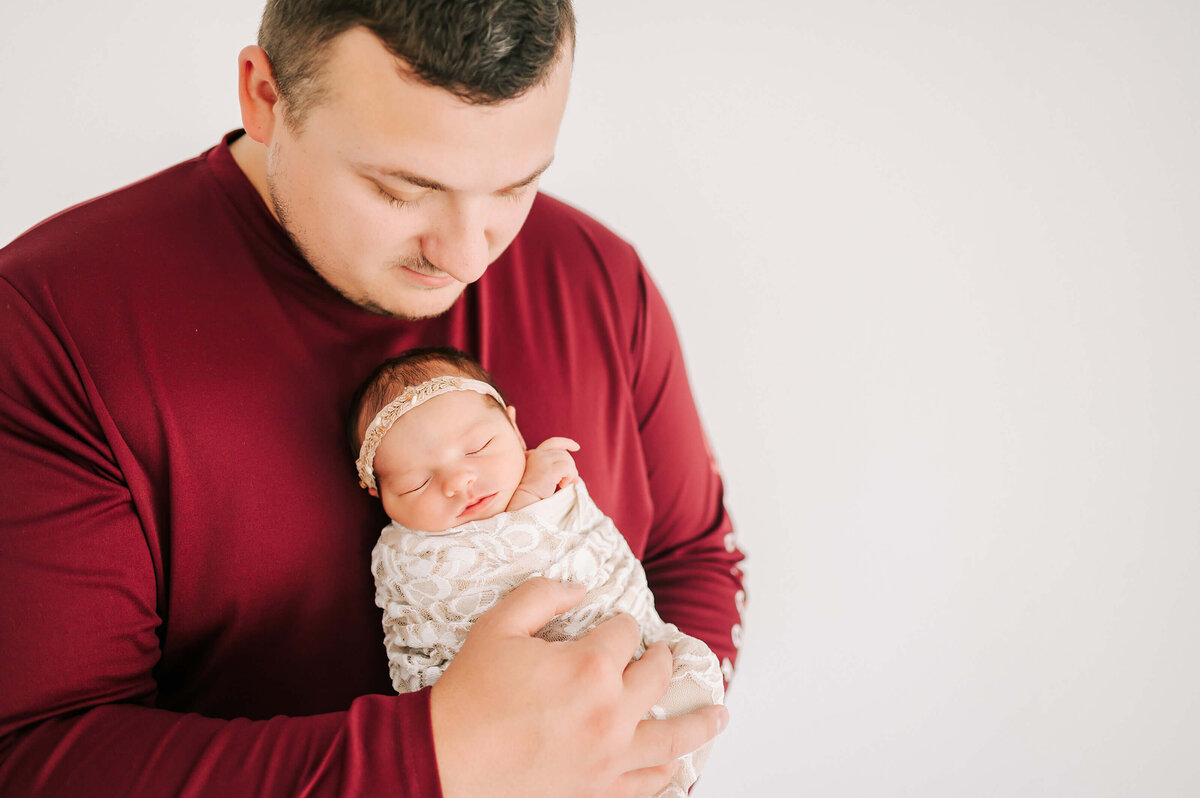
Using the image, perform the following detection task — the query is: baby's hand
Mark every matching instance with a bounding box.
[506,437,581,512]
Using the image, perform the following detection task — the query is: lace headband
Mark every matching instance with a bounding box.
[356,375,505,491]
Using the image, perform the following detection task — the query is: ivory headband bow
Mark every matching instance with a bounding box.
[356,375,505,491]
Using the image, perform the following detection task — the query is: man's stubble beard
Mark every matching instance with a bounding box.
[266,165,460,322]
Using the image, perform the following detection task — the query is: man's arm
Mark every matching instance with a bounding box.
[629,266,747,682]
[0,276,444,796]
[0,274,726,797]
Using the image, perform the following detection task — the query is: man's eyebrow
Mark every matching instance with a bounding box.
[357,158,554,194]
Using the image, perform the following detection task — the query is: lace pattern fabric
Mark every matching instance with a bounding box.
[372,480,725,797]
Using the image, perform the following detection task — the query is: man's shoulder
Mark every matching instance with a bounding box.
[520,192,642,273]
[0,146,225,290]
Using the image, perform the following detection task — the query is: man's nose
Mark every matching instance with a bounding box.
[422,203,490,284]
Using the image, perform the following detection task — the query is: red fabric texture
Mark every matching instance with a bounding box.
[0,132,744,795]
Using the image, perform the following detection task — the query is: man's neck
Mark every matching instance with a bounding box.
[228,133,278,222]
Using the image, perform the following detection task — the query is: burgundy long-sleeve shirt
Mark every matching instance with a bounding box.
[0,132,745,796]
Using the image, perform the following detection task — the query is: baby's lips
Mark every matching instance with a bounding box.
[456,491,497,519]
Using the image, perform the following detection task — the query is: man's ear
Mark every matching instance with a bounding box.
[506,405,528,449]
[368,486,379,498]
[236,45,282,144]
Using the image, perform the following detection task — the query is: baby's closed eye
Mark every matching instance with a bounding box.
[398,478,430,495]
[467,437,494,455]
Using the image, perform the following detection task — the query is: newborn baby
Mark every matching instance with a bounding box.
[350,346,724,797]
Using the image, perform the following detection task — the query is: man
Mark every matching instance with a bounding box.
[0,2,744,795]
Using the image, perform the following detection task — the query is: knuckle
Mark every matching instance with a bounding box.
[642,645,672,686]
[613,611,639,635]
[580,711,625,766]
[592,747,621,778]
[576,648,614,683]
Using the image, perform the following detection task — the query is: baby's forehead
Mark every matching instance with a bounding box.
[373,387,507,469]
[429,386,503,414]
[391,385,506,431]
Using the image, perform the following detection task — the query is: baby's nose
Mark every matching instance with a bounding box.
[443,468,475,497]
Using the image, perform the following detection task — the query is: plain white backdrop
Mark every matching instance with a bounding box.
[3,1,1199,795]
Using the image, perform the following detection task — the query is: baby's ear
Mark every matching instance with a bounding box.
[506,405,528,449]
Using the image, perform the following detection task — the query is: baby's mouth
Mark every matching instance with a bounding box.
[458,492,497,519]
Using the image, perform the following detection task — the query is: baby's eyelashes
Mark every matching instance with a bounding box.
[398,478,430,495]
[467,437,495,455]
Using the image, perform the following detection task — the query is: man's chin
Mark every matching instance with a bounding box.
[356,284,468,320]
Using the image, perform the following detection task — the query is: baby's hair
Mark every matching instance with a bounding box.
[347,346,506,455]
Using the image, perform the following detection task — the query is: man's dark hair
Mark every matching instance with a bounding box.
[259,0,576,127]
[348,346,506,454]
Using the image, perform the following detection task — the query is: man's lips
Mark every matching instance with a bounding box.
[401,265,455,288]
[458,492,497,519]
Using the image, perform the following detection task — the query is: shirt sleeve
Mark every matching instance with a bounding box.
[0,276,443,797]
[628,265,747,685]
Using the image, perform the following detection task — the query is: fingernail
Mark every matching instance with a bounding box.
[717,707,730,732]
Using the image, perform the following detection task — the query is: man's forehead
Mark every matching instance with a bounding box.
[310,28,570,174]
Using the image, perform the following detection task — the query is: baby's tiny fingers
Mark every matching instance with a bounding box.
[536,436,580,452]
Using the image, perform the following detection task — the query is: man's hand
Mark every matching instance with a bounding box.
[429,578,729,798]
[506,437,582,511]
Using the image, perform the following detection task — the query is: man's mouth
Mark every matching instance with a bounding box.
[401,264,455,289]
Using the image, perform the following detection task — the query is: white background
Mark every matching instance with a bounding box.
[3,1,1199,795]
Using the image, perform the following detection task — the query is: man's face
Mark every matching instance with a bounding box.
[264,28,572,319]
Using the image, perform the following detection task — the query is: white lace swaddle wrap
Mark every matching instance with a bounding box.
[372,480,724,797]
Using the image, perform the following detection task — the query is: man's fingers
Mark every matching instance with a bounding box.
[573,612,643,671]
[609,761,679,798]
[478,577,586,636]
[627,705,729,771]
[621,640,672,707]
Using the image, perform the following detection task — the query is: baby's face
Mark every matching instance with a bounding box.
[369,389,527,532]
